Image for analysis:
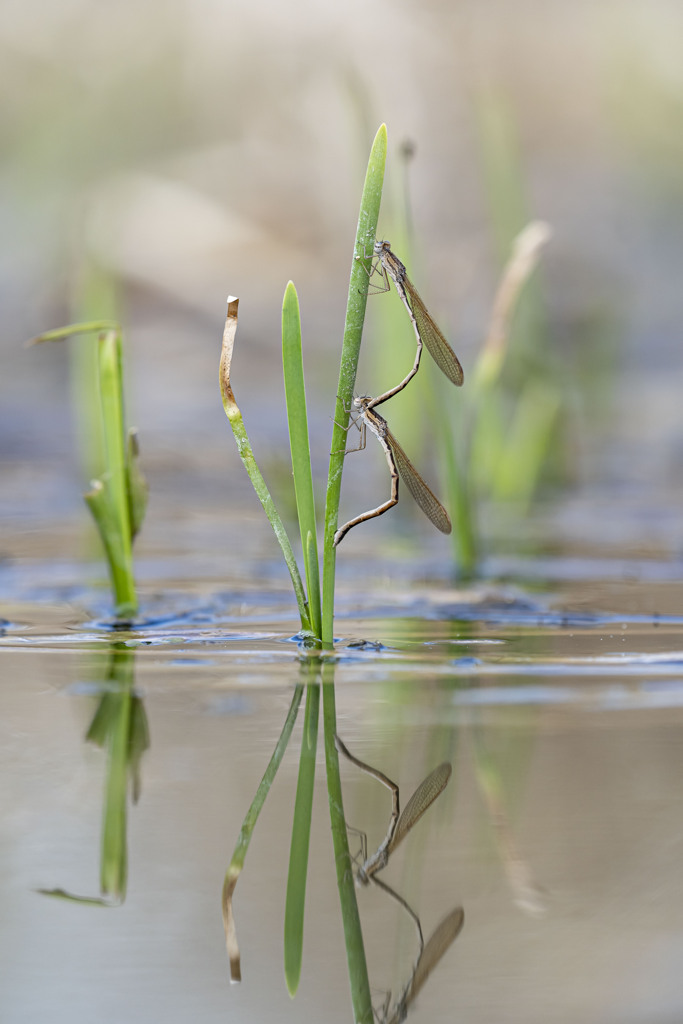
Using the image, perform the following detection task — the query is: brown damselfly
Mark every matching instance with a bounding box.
[335,735,451,899]
[333,395,451,546]
[362,239,464,402]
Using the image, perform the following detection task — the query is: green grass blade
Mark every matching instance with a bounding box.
[321,123,387,647]
[279,282,323,996]
[219,297,311,633]
[97,330,137,618]
[493,379,561,506]
[30,320,140,618]
[222,683,304,983]
[126,429,149,541]
[305,531,322,642]
[475,88,530,266]
[282,282,321,638]
[84,479,122,576]
[468,391,506,496]
[441,220,552,576]
[27,320,121,346]
[284,679,320,994]
[440,404,478,579]
[321,664,373,1023]
[473,221,552,392]
[96,647,138,899]
[71,264,120,481]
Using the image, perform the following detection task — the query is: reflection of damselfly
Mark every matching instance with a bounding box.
[335,735,451,904]
[382,906,465,1024]
[361,239,464,402]
[333,396,451,546]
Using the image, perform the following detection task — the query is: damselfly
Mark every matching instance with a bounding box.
[363,239,464,403]
[335,735,452,887]
[333,396,451,546]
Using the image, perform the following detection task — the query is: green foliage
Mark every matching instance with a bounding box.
[30,321,146,618]
[37,645,149,906]
[321,124,387,646]
[322,664,374,1024]
[218,126,387,1024]
[222,683,305,983]
[219,298,312,634]
[441,221,555,577]
[282,283,321,639]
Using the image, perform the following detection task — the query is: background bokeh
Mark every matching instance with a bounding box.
[3,0,683,545]
[5,9,683,1023]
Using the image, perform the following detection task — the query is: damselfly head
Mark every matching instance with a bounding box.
[374,239,391,256]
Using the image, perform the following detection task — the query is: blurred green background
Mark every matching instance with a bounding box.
[3,0,683,548]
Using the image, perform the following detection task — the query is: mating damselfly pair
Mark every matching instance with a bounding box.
[336,735,464,1022]
[334,239,463,547]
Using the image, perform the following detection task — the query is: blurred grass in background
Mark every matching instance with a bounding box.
[4,0,683,557]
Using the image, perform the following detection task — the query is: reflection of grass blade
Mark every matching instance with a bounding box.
[100,673,131,898]
[220,297,311,634]
[97,646,139,899]
[322,665,374,1024]
[282,283,321,638]
[36,888,119,907]
[128,698,150,805]
[38,647,145,907]
[222,684,304,983]
[284,679,320,994]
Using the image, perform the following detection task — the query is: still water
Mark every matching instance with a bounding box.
[2,526,683,1024]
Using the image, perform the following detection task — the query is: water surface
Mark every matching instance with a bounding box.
[2,521,683,1023]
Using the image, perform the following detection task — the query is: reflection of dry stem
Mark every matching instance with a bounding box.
[491,802,545,917]
[222,871,242,983]
[481,220,552,372]
[477,768,545,918]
